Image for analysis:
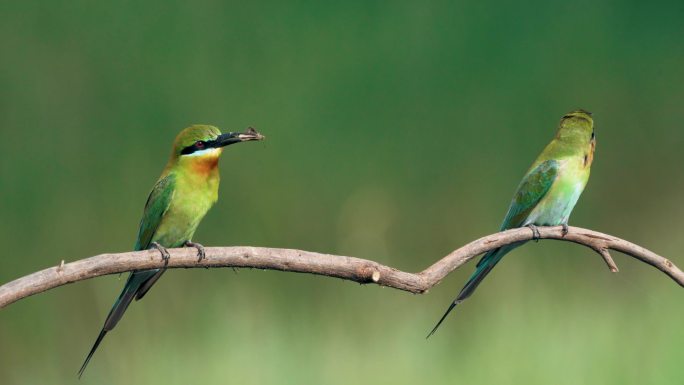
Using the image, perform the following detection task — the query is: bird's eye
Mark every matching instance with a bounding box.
[196,141,205,148]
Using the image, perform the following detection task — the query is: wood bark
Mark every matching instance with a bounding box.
[1,226,681,309]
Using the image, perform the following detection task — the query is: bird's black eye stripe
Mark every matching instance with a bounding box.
[180,143,200,155]
[181,140,217,155]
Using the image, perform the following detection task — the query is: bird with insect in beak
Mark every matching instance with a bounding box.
[428,109,596,337]
[79,125,265,377]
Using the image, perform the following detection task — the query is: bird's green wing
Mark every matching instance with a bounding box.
[499,159,559,230]
[134,173,176,251]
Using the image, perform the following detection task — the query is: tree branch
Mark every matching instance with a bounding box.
[1,226,682,309]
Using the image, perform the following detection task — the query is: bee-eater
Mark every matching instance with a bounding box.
[79,125,264,376]
[428,109,595,337]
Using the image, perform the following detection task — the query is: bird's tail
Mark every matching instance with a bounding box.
[78,270,158,378]
[78,329,108,378]
[427,244,519,338]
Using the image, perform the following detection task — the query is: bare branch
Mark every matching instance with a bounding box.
[1,226,682,309]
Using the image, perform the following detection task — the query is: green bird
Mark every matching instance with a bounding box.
[79,125,264,377]
[428,109,595,337]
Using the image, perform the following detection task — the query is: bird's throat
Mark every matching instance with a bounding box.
[189,155,220,176]
[584,137,596,168]
[174,151,222,178]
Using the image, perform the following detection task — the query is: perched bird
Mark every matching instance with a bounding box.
[79,125,264,377]
[428,109,595,337]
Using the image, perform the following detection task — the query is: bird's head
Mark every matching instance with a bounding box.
[170,125,264,158]
[168,125,264,172]
[557,109,594,144]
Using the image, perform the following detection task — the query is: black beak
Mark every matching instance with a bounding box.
[215,127,265,147]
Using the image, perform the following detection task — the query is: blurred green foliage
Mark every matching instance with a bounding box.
[1,1,683,384]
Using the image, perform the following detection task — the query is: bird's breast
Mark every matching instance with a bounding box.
[528,157,589,226]
[152,171,220,246]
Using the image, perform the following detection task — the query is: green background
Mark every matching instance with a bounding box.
[1,1,683,384]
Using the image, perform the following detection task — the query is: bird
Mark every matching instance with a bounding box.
[427,109,595,338]
[78,125,264,377]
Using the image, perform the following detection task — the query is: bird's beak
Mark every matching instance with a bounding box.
[216,127,265,147]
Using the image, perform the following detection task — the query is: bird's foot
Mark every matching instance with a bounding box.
[561,223,569,237]
[150,242,171,264]
[527,224,541,242]
[185,240,206,262]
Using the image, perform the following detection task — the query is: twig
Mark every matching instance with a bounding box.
[0,226,681,309]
